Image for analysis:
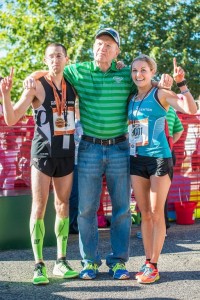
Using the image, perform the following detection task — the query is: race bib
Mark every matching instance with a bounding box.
[128,118,149,155]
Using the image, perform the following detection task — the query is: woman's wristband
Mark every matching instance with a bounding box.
[181,89,190,94]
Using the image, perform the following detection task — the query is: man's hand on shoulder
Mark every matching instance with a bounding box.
[22,79,41,102]
[116,60,126,70]
[23,76,37,90]
[23,70,48,90]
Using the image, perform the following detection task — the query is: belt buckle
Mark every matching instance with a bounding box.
[101,139,106,146]
[100,138,115,146]
[101,139,109,146]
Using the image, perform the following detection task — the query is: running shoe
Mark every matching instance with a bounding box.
[135,263,147,279]
[137,263,160,284]
[32,262,49,285]
[53,260,79,279]
[109,263,130,280]
[79,263,99,280]
[136,231,142,239]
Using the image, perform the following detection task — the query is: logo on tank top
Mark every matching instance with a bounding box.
[113,76,123,83]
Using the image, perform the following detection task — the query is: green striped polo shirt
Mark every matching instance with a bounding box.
[64,60,136,139]
[166,106,184,136]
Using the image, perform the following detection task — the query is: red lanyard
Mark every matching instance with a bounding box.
[45,75,67,116]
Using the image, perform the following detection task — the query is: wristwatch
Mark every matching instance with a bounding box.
[177,80,187,87]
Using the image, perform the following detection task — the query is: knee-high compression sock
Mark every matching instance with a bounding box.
[54,216,69,259]
[30,219,45,262]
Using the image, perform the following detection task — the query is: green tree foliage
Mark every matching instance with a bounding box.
[0,0,101,100]
[100,0,199,97]
[0,0,199,101]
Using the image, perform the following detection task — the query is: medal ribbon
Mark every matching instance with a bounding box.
[45,75,67,116]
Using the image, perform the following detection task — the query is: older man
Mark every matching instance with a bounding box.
[65,28,134,280]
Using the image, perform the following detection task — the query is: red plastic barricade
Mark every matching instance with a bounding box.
[0,113,200,221]
[0,115,34,190]
[167,112,200,220]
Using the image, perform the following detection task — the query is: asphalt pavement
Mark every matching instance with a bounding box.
[0,220,200,300]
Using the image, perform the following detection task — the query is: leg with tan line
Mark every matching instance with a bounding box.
[30,166,51,285]
[53,173,79,279]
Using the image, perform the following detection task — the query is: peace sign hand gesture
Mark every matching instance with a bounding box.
[0,67,14,95]
[173,58,185,83]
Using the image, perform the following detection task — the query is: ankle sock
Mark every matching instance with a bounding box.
[35,262,45,268]
[56,257,66,263]
[150,262,157,269]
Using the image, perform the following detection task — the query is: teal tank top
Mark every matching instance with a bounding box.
[128,87,172,158]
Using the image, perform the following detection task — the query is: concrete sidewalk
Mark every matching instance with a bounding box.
[0,220,200,300]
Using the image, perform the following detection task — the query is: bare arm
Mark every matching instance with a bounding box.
[31,70,48,79]
[160,88,196,115]
[173,130,184,144]
[0,69,37,125]
[158,58,197,115]
[2,88,36,126]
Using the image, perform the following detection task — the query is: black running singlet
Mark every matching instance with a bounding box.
[31,77,75,158]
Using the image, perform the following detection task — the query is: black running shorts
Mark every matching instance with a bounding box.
[130,155,173,180]
[31,157,74,177]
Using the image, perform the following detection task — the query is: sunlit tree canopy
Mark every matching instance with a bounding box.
[0,0,199,101]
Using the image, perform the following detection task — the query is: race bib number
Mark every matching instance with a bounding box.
[129,118,149,154]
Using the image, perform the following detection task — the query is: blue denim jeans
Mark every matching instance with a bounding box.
[77,139,131,268]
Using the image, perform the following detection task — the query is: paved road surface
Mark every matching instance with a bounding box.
[0,220,200,300]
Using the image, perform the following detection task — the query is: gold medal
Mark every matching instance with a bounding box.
[55,117,65,128]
